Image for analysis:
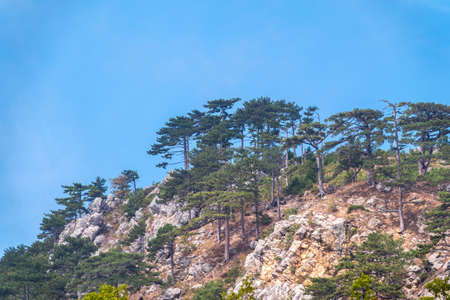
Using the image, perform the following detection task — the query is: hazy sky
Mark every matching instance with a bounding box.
[1,0,449,254]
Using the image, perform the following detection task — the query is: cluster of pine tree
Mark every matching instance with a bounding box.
[0,170,162,299]
[0,97,448,299]
[146,98,449,273]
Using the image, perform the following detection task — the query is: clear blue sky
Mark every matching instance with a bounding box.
[1,0,449,254]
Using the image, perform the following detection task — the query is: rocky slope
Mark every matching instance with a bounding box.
[57,179,449,299]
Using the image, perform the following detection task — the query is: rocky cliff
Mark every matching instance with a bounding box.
[57,179,449,299]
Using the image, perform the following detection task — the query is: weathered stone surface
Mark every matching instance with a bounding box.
[188,261,212,277]
[58,212,105,243]
[162,287,181,299]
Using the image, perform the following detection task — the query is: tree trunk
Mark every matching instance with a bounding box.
[316,151,325,197]
[276,176,281,220]
[398,187,405,233]
[240,198,246,241]
[271,170,275,207]
[366,168,375,186]
[301,144,305,165]
[389,100,405,234]
[292,126,298,165]
[418,157,430,175]
[183,136,190,170]
[133,180,136,192]
[254,190,260,240]
[224,216,230,261]
[217,218,222,242]
[169,246,175,280]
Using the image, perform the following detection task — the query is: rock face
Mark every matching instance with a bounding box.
[55,177,447,300]
[239,213,345,299]
[58,197,112,244]
[162,287,181,299]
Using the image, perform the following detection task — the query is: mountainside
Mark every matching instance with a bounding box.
[2,99,448,300]
[56,178,449,299]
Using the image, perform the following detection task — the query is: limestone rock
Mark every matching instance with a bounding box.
[162,287,181,299]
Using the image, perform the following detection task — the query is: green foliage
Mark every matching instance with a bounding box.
[284,208,298,219]
[82,284,129,300]
[259,213,272,226]
[69,250,160,293]
[56,183,90,220]
[121,169,139,191]
[122,188,151,219]
[260,224,275,239]
[87,177,108,202]
[147,114,196,169]
[422,168,450,186]
[306,232,409,299]
[328,108,385,185]
[222,275,257,300]
[305,277,338,300]
[419,276,450,300]
[347,205,367,214]
[0,244,51,299]
[147,224,178,260]
[425,191,450,244]
[120,218,147,246]
[350,274,376,300]
[225,264,242,285]
[285,153,317,195]
[282,224,301,249]
[401,102,450,175]
[191,280,226,300]
[38,209,69,242]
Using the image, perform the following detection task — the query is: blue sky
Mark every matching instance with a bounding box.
[0,0,449,254]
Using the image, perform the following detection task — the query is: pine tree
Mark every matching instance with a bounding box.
[110,174,130,200]
[148,115,195,170]
[383,100,408,233]
[293,106,338,197]
[400,102,450,175]
[328,108,385,186]
[38,209,68,243]
[147,224,178,280]
[234,148,265,240]
[69,250,160,294]
[55,183,89,220]
[121,170,139,192]
[87,177,107,202]
[307,232,408,299]
[425,191,450,245]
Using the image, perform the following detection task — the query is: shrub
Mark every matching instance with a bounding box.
[225,264,242,285]
[191,280,225,300]
[222,275,256,300]
[120,218,147,246]
[419,276,450,300]
[422,167,450,186]
[285,158,317,196]
[259,213,272,226]
[283,224,301,249]
[122,189,154,219]
[284,208,298,219]
[81,284,129,300]
[261,225,274,239]
[306,232,409,299]
[347,205,366,214]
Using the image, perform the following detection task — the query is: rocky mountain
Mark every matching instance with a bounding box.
[54,177,449,299]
